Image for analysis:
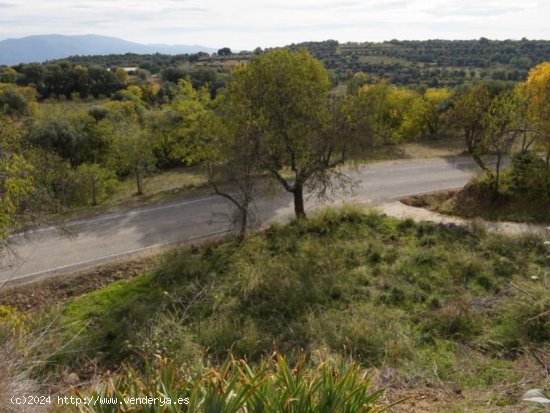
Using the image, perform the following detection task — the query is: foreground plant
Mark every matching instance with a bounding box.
[522,389,550,412]
[76,353,390,413]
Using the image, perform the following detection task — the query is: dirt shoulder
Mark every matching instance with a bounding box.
[394,190,550,238]
[401,184,550,226]
[0,254,158,311]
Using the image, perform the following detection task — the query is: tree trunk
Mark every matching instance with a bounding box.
[136,172,143,196]
[91,175,97,206]
[237,205,248,243]
[494,152,501,198]
[465,131,490,173]
[293,184,306,219]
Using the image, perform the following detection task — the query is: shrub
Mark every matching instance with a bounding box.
[426,298,479,340]
[131,312,202,368]
[76,354,387,413]
[510,151,550,199]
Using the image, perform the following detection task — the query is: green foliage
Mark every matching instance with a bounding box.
[28,104,112,166]
[355,82,429,143]
[446,84,493,170]
[170,79,219,165]
[510,151,550,198]
[76,354,386,413]
[226,48,363,218]
[422,88,452,136]
[0,84,33,116]
[0,116,34,243]
[12,61,124,99]
[525,62,550,163]
[74,163,119,206]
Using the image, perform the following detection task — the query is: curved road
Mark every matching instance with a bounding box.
[0,157,479,284]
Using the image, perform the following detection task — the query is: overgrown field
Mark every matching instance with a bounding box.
[23,207,547,411]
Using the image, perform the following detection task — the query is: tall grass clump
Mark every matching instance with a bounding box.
[0,306,45,413]
[77,354,389,413]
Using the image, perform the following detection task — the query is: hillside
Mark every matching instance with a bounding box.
[289,38,550,86]
[30,207,549,412]
[51,38,550,88]
[0,34,216,65]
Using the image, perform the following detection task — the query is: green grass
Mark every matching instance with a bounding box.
[46,274,165,367]
[45,207,549,404]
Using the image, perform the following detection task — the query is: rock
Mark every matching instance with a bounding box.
[65,372,80,385]
[450,383,462,395]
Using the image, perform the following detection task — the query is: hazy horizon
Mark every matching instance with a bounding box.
[0,0,548,50]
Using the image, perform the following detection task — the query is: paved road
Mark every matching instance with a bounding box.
[0,157,479,284]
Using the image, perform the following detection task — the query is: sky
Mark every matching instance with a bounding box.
[0,0,549,49]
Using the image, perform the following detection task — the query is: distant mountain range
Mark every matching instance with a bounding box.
[0,34,217,65]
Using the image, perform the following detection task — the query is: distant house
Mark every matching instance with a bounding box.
[107,67,138,74]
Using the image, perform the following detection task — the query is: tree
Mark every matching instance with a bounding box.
[111,121,156,196]
[446,84,492,172]
[206,98,261,241]
[0,116,64,260]
[217,47,232,57]
[346,72,370,94]
[169,79,216,165]
[0,117,34,248]
[353,82,427,144]
[75,163,118,206]
[482,90,523,195]
[226,49,359,219]
[170,79,261,239]
[524,62,550,165]
[28,106,110,167]
[0,86,30,117]
[422,88,451,136]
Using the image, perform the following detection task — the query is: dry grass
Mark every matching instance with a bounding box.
[0,308,46,413]
[400,136,465,159]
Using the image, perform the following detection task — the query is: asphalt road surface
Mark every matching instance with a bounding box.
[0,157,479,284]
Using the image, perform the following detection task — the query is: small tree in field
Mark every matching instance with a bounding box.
[524,62,550,166]
[0,117,34,247]
[446,84,493,172]
[226,49,361,219]
[205,111,261,242]
[482,89,524,196]
[0,115,62,259]
[75,163,118,206]
[171,79,260,241]
[423,87,452,136]
[111,121,156,196]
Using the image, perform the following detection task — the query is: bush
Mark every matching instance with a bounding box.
[426,298,480,340]
[77,354,386,413]
[131,312,202,368]
[0,87,29,116]
[510,151,550,199]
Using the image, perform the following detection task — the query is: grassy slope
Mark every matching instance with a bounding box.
[45,207,549,410]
